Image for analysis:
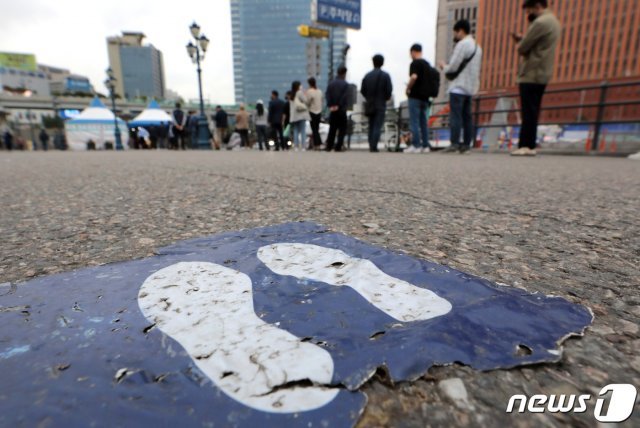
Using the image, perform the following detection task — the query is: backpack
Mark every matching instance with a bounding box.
[426,62,440,99]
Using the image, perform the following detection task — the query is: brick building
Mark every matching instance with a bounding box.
[475,0,640,126]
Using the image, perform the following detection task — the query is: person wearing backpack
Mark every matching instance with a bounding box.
[405,44,439,154]
[439,19,483,154]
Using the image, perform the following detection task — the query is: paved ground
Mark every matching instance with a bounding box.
[1,151,638,427]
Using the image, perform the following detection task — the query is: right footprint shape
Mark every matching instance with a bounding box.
[138,262,339,414]
[258,243,453,322]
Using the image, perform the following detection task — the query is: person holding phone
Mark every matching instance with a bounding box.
[511,0,561,157]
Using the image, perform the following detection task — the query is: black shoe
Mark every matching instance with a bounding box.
[442,146,459,153]
[459,146,471,154]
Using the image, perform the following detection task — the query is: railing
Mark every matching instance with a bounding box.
[348,80,640,152]
[428,80,640,151]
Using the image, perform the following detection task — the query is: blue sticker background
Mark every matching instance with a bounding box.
[0,222,592,427]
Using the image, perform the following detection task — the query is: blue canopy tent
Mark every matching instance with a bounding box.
[65,97,127,150]
[129,101,173,128]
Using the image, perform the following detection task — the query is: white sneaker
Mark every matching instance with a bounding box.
[628,152,640,160]
[405,146,420,154]
[511,147,533,156]
[421,147,431,154]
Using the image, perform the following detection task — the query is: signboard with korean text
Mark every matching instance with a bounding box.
[312,0,362,30]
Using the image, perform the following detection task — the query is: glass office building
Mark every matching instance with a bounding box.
[107,33,166,100]
[231,0,347,105]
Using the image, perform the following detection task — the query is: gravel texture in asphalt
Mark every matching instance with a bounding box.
[0,151,638,427]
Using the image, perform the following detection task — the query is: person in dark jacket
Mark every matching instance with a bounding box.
[171,103,188,150]
[268,91,286,151]
[213,106,228,150]
[325,66,350,152]
[39,128,50,151]
[361,55,393,152]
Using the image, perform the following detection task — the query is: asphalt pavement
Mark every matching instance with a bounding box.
[0,150,638,427]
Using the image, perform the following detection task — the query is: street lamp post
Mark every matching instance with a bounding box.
[186,22,211,150]
[104,68,124,151]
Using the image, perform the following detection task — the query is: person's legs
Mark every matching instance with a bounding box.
[419,100,430,149]
[300,121,307,151]
[310,113,322,148]
[326,112,338,152]
[369,109,385,152]
[462,95,474,149]
[519,83,546,150]
[273,124,284,151]
[408,98,421,149]
[336,111,347,152]
[449,93,464,150]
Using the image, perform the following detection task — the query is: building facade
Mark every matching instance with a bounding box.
[230,0,347,105]
[107,32,166,100]
[476,0,640,125]
[434,0,479,106]
[0,52,50,97]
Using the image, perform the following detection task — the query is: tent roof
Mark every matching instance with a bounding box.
[129,100,173,126]
[67,97,125,125]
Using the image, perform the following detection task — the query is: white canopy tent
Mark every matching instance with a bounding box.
[65,97,127,151]
[129,100,173,127]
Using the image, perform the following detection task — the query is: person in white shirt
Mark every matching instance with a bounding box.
[306,77,324,150]
[439,19,483,154]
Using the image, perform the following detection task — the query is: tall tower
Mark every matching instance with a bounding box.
[230,0,347,105]
[106,32,166,100]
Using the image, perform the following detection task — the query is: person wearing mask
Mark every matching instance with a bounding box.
[255,100,269,151]
[510,0,561,157]
[307,77,324,150]
[235,104,250,149]
[325,66,350,152]
[439,19,483,154]
[268,91,286,151]
[214,106,229,150]
[405,44,436,154]
[361,54,393,153]
[171,103,188,150]
[289,81,310,152]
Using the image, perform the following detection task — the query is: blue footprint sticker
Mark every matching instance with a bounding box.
[0,222,592,427]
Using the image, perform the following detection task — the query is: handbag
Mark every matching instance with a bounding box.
[283,124,291,138]
[445,43,478,81]
[294,93,308,113]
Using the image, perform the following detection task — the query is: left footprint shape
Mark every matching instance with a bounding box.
[138,262,339,413]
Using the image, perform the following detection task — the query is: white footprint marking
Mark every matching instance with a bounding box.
[138,262,338,414]
[258,243,453,323]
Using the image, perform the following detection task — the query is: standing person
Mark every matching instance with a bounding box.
[307,77,324,150]
[39,128,50,151]
[511,0,561,157]
[282,91,292,149]
[325,66,350,152]
[171,103,188,150]
[289,81,310,152]
[235,104,250,149]
[439,19,483,154]
[254,100,269,151]
[405,44,436,154]
[187,111,199,149]
[268,91,286,151]
[213,106,228,150]
[158,122,169,149]
[2,125,13,151]
[361,54,393,153]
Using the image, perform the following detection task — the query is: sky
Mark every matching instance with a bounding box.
[0,0,438,105]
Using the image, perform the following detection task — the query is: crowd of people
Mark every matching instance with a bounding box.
[1,0,559,158]
[204,0,558,157]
